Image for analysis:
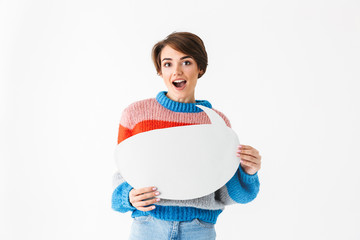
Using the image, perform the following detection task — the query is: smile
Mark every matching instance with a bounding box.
[172,80,187,90]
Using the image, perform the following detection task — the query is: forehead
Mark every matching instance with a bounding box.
[160,45,188,60]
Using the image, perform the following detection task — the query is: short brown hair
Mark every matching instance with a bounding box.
[151,32,208,78]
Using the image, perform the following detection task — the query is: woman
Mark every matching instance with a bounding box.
[112,31,262,240]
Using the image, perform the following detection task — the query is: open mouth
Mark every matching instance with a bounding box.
[172,80,187,88]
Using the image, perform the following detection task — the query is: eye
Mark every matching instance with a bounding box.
[163,62,171,67]
[183,61,191,66]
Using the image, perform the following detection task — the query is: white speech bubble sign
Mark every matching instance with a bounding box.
[114,105,240,200]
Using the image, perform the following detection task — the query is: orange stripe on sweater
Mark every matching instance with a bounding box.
[117,125,132,144]
[117,120,200,144]
[133,120,200,136]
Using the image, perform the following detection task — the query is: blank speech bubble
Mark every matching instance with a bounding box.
[114,105,240,200]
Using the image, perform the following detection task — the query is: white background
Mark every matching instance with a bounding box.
[1,0,359,239]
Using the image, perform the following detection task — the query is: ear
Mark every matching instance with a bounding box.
[198,69,204,78]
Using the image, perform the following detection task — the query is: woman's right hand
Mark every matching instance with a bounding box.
[129,186,161,211]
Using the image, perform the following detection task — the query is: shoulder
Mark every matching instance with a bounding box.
[211,107,232,128]
[119,98,158,125]
[122,97,156,115]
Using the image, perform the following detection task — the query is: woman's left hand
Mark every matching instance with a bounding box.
[236,144,262,175]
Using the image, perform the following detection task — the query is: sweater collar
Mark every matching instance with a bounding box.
[156,91,212,113]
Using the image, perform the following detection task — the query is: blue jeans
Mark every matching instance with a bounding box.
[129,215,216,240]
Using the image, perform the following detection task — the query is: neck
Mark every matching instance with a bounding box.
[166,91,196,103]
[156,91,212,113]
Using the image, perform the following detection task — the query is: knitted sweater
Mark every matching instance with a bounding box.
[111,91,260,224]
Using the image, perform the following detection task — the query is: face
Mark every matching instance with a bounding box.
[159,45,203,103]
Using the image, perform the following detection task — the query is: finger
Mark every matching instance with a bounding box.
[237,146,260,158]
[134,191,160,202]
[240,159,259,169]
[237,153,260,164]
[135,198,160,208]
[238,145,259,154]
[132,186,157,197]
[238,153,256,161]
[137,205,156,212]
[236,149,258,159]
[238,144,252,149]
[133,197,160,209]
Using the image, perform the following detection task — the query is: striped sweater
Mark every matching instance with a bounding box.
[111,91,260,224]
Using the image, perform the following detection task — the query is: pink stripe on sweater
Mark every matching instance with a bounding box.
[119,98,232,130]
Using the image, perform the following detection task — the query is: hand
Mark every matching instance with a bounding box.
[236,144,262,175]
[129,186,161,211]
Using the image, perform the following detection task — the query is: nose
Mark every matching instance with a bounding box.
[173,63,183,76]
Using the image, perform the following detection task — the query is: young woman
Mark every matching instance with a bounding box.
[112,31,262,240]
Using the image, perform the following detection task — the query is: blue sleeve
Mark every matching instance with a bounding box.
[111,181,136,213]
[225,164,260,204]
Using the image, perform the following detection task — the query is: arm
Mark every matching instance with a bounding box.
[226,165,260,203]
[215,165,260,205]
[211,111,261,204]
[111,108,136,213]
[111,172,136,212]
[111,106,161,213]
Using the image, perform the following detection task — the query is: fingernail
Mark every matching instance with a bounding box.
[155,192,160,195]
[152,206,156,209]
[152,187,157,190]
[239,145,242,148]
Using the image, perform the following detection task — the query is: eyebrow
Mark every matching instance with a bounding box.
[161,56,192,62]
